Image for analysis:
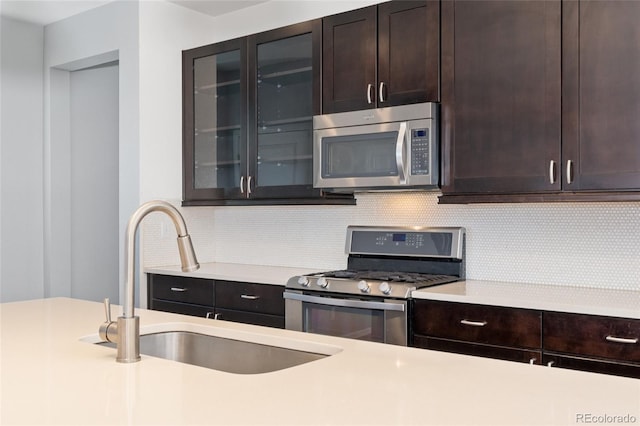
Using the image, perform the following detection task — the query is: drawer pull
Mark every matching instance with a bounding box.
[529,358,537,365]
[547,361,555,367]
[206,312,221,320]
[240,294,260,300]
[170,287,187,292]
[460,319,487,327]
[605,335,639,344]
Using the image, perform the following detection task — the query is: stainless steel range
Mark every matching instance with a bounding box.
[284,226,465,346]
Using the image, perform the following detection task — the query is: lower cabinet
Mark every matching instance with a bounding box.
[412,299,640,378]
[148,274,215,318]
[147,274,285,329]
[214,280,285,328]
[412,299,542,364]
[543,311,640,379]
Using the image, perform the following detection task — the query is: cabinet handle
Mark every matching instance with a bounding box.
[170,287,187,292]
[240,294,260,300]
[206,312,221,320]
[379,82,386,103]
[529,358,537,365]
[566,160,574,184]
[549,160,556,184]
[247,176,252,195]
[366,83,374,104]
[460,319,487,327]
[547,361,555,367]
[240,176,245,194]
[605,335,639,344]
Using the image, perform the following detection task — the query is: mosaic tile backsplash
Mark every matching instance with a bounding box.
[142,192,640,291]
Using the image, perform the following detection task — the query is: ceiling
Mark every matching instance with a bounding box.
[0,0,269,26]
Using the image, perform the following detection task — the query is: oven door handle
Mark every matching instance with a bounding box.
[283,292,405,312]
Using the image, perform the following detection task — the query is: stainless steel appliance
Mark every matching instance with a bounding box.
[313,102,439,192]
[284,226,465,346]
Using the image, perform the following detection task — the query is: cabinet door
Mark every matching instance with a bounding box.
[562,0,640,191]
[377,1,439,106]
[440,0,561,195]
[322,6,377,113]
[183,38,247,202]
[247,20,323,199]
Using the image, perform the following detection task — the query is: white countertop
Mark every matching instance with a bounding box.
[145,262,319,285]
[146,263,640,319]
[413,280,640,319]
[1,297,639,425]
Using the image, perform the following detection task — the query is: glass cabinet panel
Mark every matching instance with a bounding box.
[193,49,243,192]
[255,33,313,188]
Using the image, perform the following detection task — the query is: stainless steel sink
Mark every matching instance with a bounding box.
[97,330,332,374]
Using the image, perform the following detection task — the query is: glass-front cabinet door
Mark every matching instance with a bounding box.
[183,20,353,205]
[183,39,247,202]
[247,21,322,199]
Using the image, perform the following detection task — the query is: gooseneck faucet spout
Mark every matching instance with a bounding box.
[100,200,200,363]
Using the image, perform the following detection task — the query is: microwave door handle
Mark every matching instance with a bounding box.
[395,122,408,184]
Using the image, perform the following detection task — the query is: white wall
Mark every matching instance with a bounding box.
[43,1,139,302]
[0,17,45,302]
[141,1,640,293]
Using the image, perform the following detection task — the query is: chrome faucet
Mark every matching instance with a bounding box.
[99,200,200,362]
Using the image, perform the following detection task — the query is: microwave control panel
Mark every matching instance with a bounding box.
[410,128,430,175]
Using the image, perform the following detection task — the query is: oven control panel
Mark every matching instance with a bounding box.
[345,226,465,259]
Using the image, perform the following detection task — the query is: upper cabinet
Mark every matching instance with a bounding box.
[182,20,354,206]
[439,0,562,199]
[440,0,640,203]
[322,1,440,114]
[562,1,640,192]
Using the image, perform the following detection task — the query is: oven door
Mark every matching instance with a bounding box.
[283,290,408,346]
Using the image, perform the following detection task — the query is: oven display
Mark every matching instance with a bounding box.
[392,233,406,242]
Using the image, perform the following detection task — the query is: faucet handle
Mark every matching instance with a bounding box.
[103,298,112,323]
[99,298,117,343]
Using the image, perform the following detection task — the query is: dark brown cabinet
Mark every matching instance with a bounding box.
[182,20,353,206]
[439,0,562,198]
[322,1,439,114]
[147,274,285,328]
[148,274,215,318]
[413,300,543,364]
[562,1,640,192]
[439,0,640,203]
[543,311,640,378]
[215,280,285,328]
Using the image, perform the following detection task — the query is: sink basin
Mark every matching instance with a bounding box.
[85,322,341,374]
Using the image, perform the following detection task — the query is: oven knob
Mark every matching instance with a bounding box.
[317,277,329,288]
[357,280,371,293]
[379,282,392,295]
[297,276,310,287]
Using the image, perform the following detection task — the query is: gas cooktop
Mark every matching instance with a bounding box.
[287,226,466,299]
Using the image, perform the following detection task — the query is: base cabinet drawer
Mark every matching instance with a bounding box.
[148,274,214,318]
[544,312,640,363]
[414,300,542,349]
[150,300,214,318]
[148,274,214,306]
[543,353,640,379]
[215,281,284,316]
[215,308,285,329]
[414,335,542,364]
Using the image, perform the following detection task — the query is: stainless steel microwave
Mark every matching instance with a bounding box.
[313,102,439,192]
